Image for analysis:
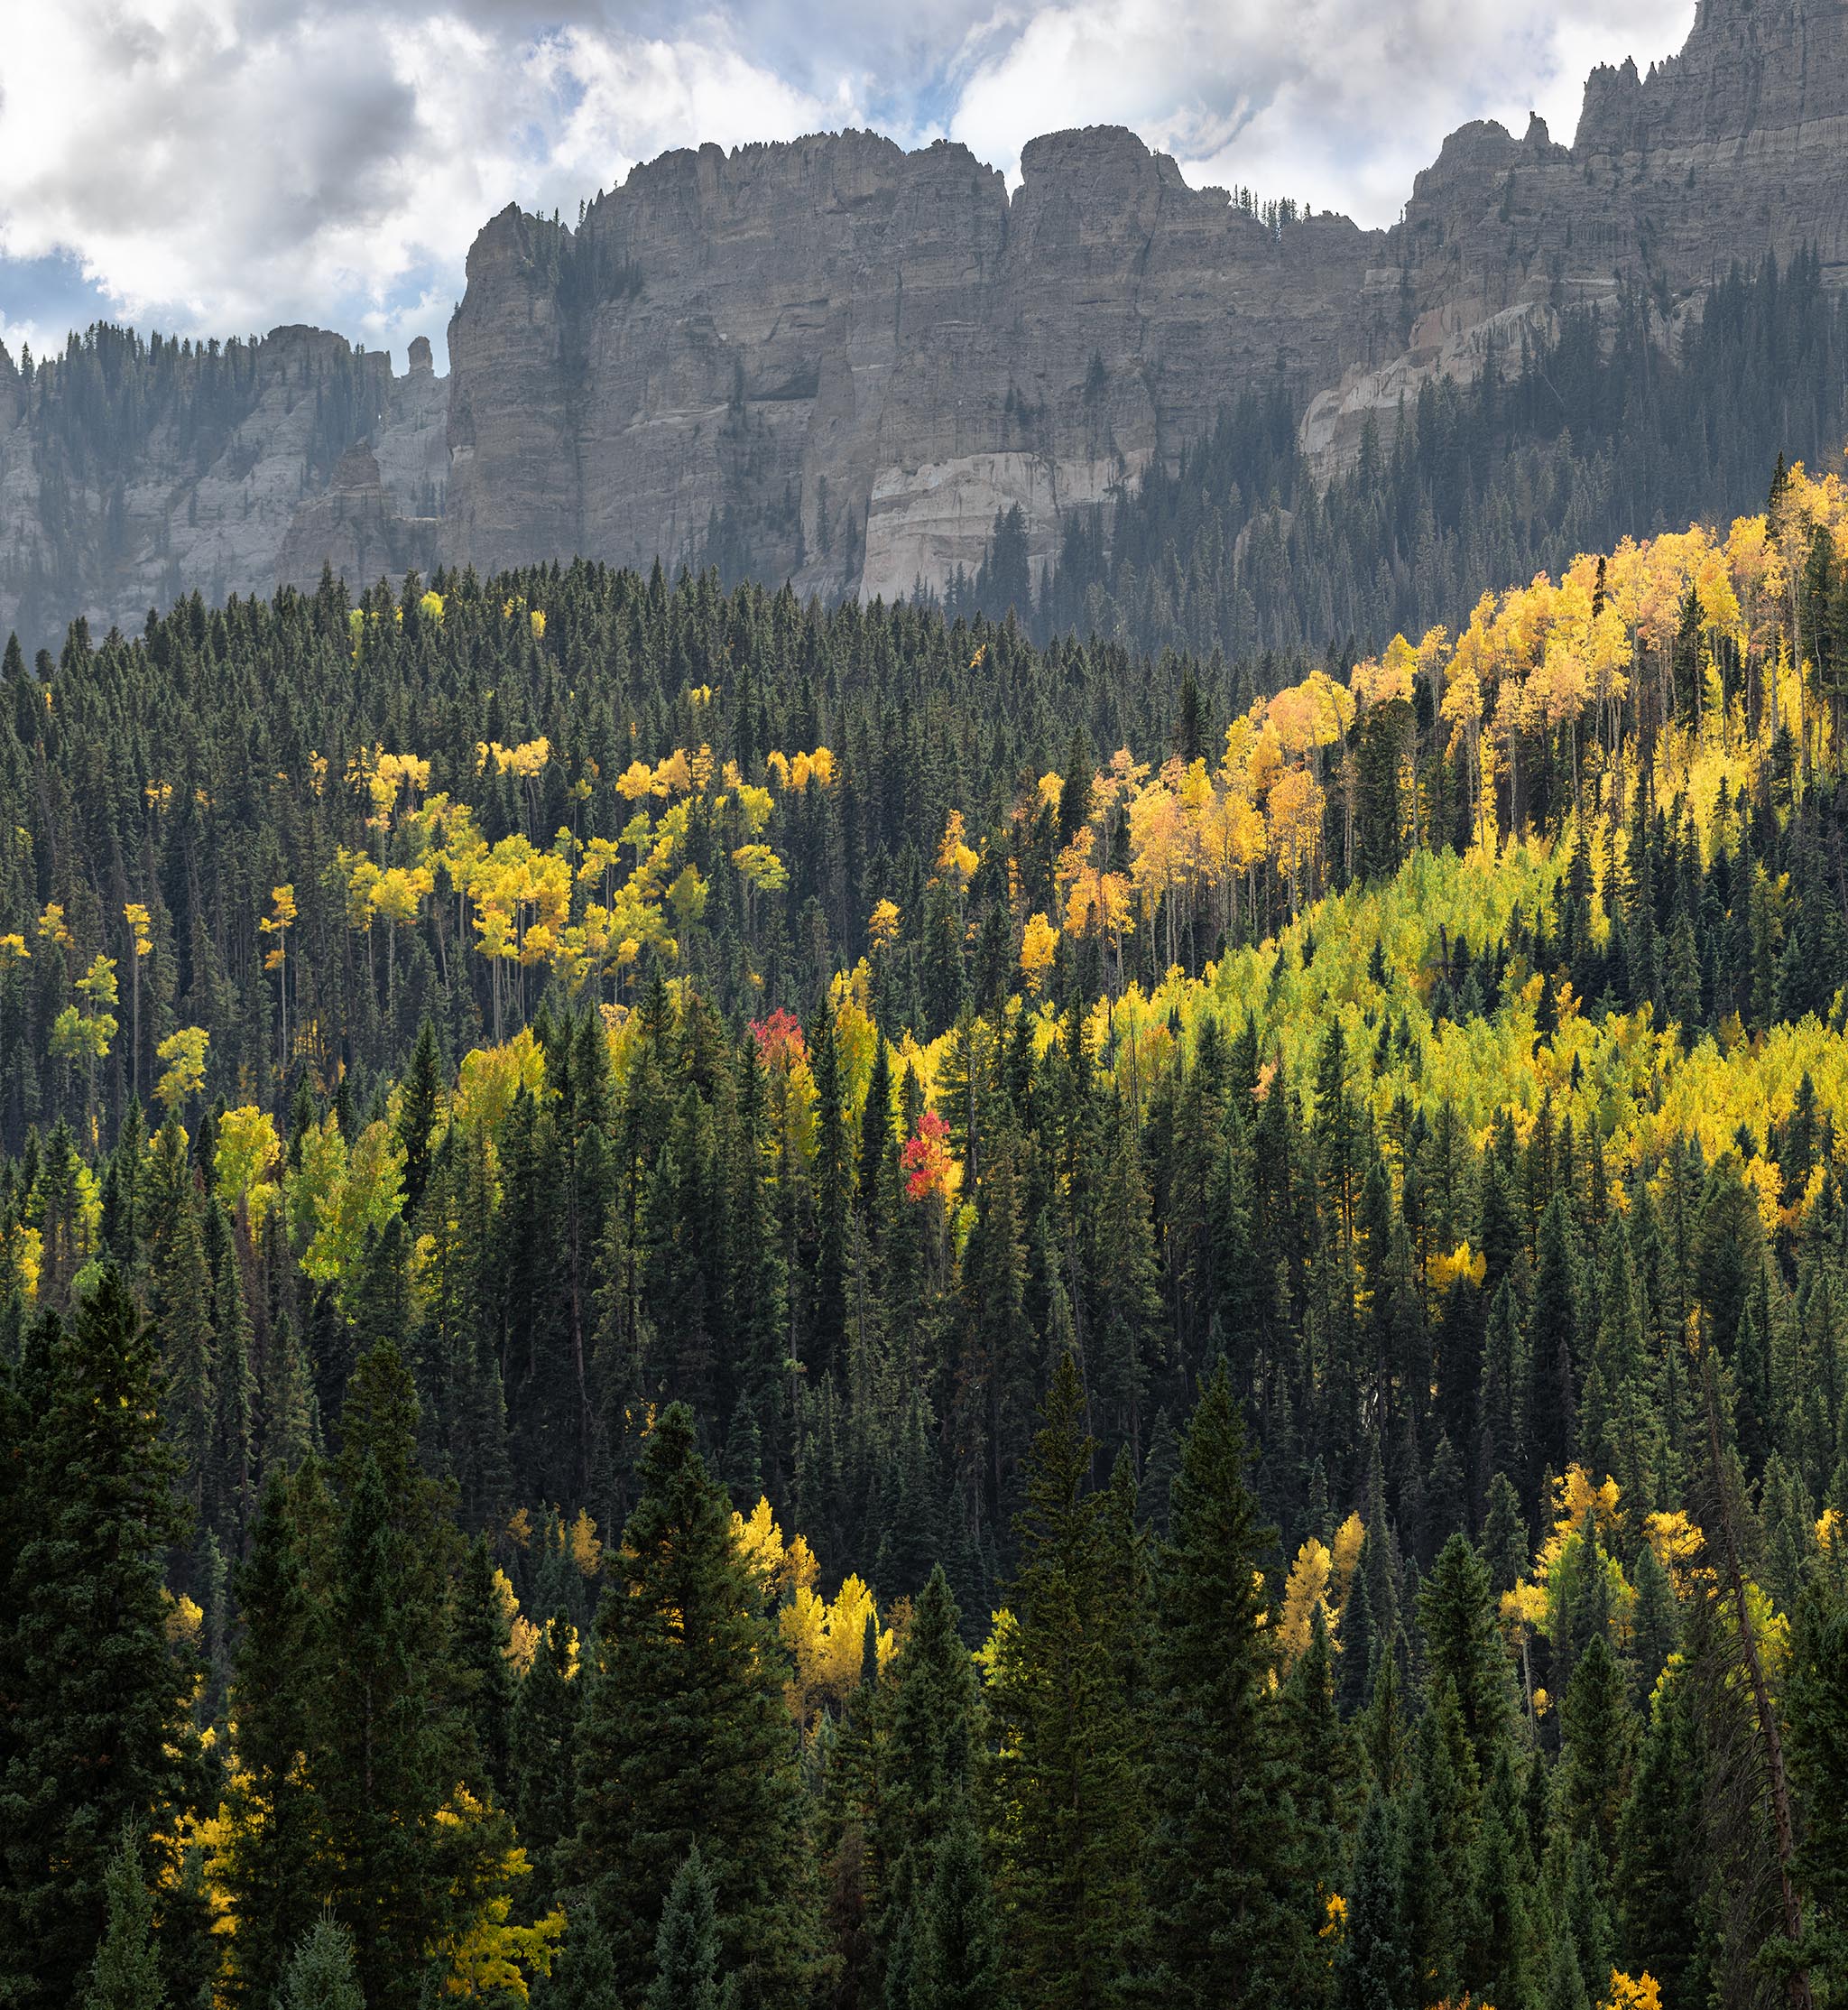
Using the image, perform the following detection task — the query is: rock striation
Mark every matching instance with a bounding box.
[2,0,1844,648]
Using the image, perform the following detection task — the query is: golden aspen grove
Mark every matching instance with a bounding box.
[3,433,1848,2010]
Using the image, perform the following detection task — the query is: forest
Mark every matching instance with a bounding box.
[2,435,1848,2010]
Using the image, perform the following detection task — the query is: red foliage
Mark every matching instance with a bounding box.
[749,1007,807,1071]
[901,1108,954,1202]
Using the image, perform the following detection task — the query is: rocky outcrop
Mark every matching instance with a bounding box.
[443,0,1848,601]
[0,325,445,651]
[2,0,1843,647]
[274,441,440,593]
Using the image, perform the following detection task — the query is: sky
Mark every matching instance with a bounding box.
[0,0,1697,376]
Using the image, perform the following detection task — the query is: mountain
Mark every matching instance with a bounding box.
[3,0,1845,653]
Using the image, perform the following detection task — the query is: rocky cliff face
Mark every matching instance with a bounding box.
[0,329,444,652]
[3,0,1843,648]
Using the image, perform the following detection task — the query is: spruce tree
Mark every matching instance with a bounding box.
[647,1848,723,2010]
[1337,1790,1412,2010]
[278,1913,365,2010]
[1143,1362,1312,2006]
[81,1827,166,2010]
[511,1612,581,1912]
[0,1273,196,2009]
[870,1561,981,1969]
[1417,1533,1515,1779]
[456,1533,515,1800]
[218,1468,328,2008]
[569,1403,816,2007]
[917,1809,1006,2010]
[316,1346,513,2010]
[1784,1570,1848,2001]
[987,1349,1146,2009]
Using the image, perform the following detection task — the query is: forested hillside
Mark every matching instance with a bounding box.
[4,450,1848,2010]
[948,254,1848,664]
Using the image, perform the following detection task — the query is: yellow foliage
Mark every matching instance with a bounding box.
[1275,1537,1340,1672]
[1644,1509,1704,1595]
[164,1591,204,1646]
[869,897,901,948]
[1330,1512,1365,1602]
[1428,1241,1487,1292]
[154,1026,209,1110]
[215,1107,282,1229]
[781,1572,894,1726]
[1601,1974,1662,2010]
[431,1796,562,2001]
[1019,912,1058,992]
[568,1508,602,1578]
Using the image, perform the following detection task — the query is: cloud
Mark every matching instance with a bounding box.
[0,0,1696,374]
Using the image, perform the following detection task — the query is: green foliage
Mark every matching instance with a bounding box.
[81,1828,166,2010]
[279,1913,366,2010]
[570,1404,817,2008]
[0,1270,195,2010]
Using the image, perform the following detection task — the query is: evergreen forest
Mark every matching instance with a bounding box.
[4,425,1848,2010]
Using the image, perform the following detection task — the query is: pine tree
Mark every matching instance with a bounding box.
[1144,1363,1311,2006]
[0,1273,196,2009]
[81,1827,166,2010]
[569,1403,816,2007]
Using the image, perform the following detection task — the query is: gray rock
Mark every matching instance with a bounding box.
[2,0,1843,647]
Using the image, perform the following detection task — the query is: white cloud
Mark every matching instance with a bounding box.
[947,0,1695,214]
[0,0,1697,372]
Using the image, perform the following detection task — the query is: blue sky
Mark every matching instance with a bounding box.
[0,0,1696,377]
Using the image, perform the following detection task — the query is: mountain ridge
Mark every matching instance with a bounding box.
[2,0,1845,651]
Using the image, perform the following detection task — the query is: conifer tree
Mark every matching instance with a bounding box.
[279,1913,366,2010]
[0,1273,196,2009]
[1784,1569,1848,2000]
[648,1848,723,2010]
[315,1345,513,2010]
[987,1350,1146,2008]
[1143,1362,1311,2006]
[218,1469,328,2007]
[1417,1533,1515,1778]
[569,1403,816,2008]
[456,1534,514,1800]
[873,1564,978,1942]
[916,1809,1006,2010]
[81,1828,166,2010]
[1337,1790,1412,2010]
[511,1613,581,1913]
